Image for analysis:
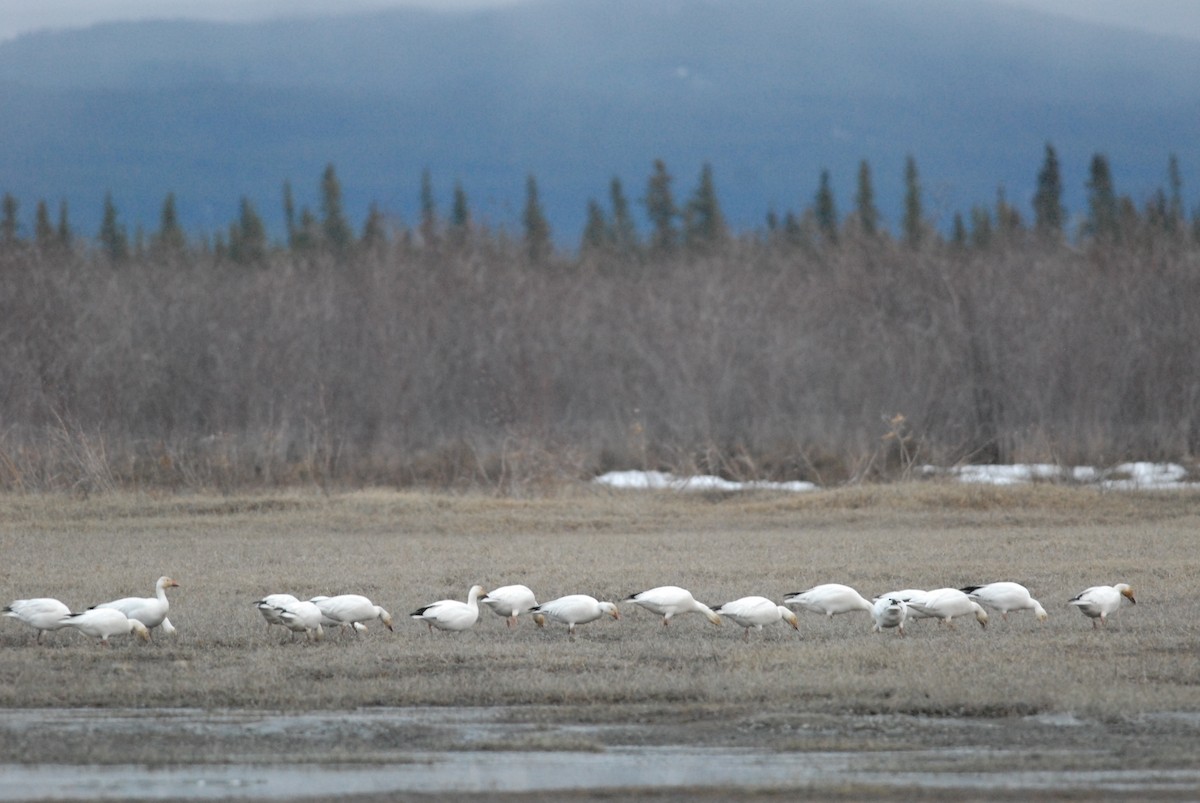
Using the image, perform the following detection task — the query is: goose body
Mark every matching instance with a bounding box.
[625,586,722,626]
[871,596,909,635]
[410,585,485,633]
[4,598,72,643]
[311,594,393,632]
[480,585,541,627]
[531,594,620,637]
[784,584,873,618]
[1068,583,1135,628]
[274,600,324,642]
[255,594,300,631]
[95,576,179,635]
[961,582,1048,621]
[712,596,799,640]
[904,588,989,628]
[61,608,150,646]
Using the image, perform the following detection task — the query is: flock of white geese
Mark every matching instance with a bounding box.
[3,577,1137,645]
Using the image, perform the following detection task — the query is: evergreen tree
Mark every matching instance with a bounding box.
[644,159,678,253]
[580,198,611,255]
[99,192,129,262]
[449,182,471,246]
[292,207,320,254]
[994,186,1022,241]
[56,201,72,249]
[419,167,438,246]
[522,174,552,263]
[1167,154,1184,234]
[320,163,354,255]
[814,169,839,245]
[282,180,297,247]
[608,177,638,252]
[1033,142,1065,237]
[1085,153,1120,243]
[683,163,727,251]
[951,212,967,249]
[902,154,925,248]
[231,197,267,265]
[970,206,993,249]
[361,202,387,252]
[155,192,187,254]
[854,159,879,237]
[34,200,54,250]
[1,194,18,247]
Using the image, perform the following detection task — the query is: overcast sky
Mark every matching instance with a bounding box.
[3,0,1200,43]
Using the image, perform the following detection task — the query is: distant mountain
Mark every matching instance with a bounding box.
[2,0,1198,245]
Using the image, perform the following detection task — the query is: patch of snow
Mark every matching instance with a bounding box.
[594,470,816,493]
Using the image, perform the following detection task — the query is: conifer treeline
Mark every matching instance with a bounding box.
[1,146,1197,492]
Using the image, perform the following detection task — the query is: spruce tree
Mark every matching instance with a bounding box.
[814,169,839,245]
[361,202,387,252]
[522,174,552,263]
[580,199,610,255]
[56,201,72,249]
[231,197,267,265]
[282,180,297,247]
[1,194,18,247]
[99,192,129,262]
[854,160,879,237]
[902,154,925,248]
[320,163,354,255]
[1167,154,1184,234]
[1085,153,1120,243]
[449,182,471,246]
[155,192,187,254]
[609,177,638,253]
[1033,142,1065,237]
[34,200,54,250]
[644,159,678,253]
[419,168,438,246]
[683,163,727,251]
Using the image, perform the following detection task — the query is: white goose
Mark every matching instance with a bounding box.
[255,593,300,633]
[1068,583,1136,628]
[4,598,72,644]
[94,576,179,637]
[871,596,909,636]
[712,596,799,641]
[960,582,1048,621]
[60,608,151,646]
[904,588,989,629]
[410,585,485,633]
[531,594,620,638]
[311,594,394,633]
[784,584,874,618]
[625,586,722,627]
[274,599,325,642]
[479,584,543,628]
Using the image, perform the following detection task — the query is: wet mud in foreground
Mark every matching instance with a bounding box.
[3,706,1200,800]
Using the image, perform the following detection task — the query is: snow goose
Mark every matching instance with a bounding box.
[60,608,150,646]
[274,599,325,642]
[625,586,722,627]
[255,594,300,634]
[311,594,394,634]
[1068,583,1135,628]
[4,598,72,644]
[784,584,873,618]
[871,596,909,636]
[94,576,179,637]
[903,588,988,629]
[530,594,620,638]
[480,584,543,628]
[712,596,799,641]
[410,585,485,633]
[960,582,1048,621]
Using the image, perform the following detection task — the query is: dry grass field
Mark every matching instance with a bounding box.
[1,483,1199,797]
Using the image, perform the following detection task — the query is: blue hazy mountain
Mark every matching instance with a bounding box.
[2,0,1198,245]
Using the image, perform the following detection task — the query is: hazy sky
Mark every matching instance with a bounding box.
[3,0,1199,42]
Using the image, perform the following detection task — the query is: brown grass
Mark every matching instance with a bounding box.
[1,484,1198,722]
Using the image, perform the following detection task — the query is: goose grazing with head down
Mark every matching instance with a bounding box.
[784,584,874,618]
[4,598,73,644]
[480,585,544,628]
[531,594,620,638]
[274,599,325,642]
[625,586,722,627]
[903,588,989,629]
[871,596,909,636]
[712,596,799,641]
[960,582,1048,622]
[1068,583,1136,628]
[60,608,151,646]
[255,594,300,634]
[310,594,394,634]
[410,585,485,633]
[94,576,179,637]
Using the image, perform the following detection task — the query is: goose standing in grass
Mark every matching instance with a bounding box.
[784,584,874,618]
[311,594,394,634]
[711,597,799,641]
[1068,583,1136,628]
[903,588,989,629]
[530,594,620,638]
[960,582,1048,622]
[4,598,73,644]
[255,594,300,634]
[60,608,150,647]
[94,576,179,638]
[410,585,485,633]
[624,586,722,627]
[274,599,325,642]
[871,596,909,636]
[480,585,543,628]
